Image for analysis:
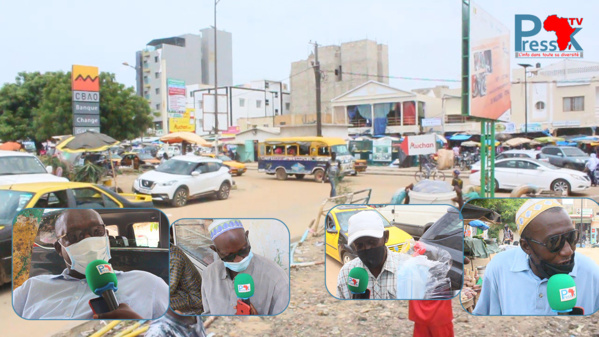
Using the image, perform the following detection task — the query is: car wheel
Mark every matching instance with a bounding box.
[342,251,355,265]
[276,168,287,180]
[295,174,305,180]
[314,169,325,182]
[216,182,231,200]
[171,187,188,207]
[351,171,358,176]
[551,179,571,195]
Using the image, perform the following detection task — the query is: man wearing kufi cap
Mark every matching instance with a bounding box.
[336,210,407,299]
[473,199,599,315]
[200,219,289,315]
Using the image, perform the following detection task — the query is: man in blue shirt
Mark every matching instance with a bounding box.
[13,209,169,319]
[473,199,599,315]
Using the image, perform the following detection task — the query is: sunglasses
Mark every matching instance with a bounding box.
[525,229,579,253]
[57,224,106,246]
[219,242,251,262]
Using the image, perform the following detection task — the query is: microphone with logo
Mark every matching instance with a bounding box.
[347,267,370,299]
[547,274,584,315]
[86,259,119,314]
[234,273,254,315]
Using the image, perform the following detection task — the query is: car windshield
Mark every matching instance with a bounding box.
[0,156,47,175]
[420,210,462,241]
[0,191,34,225]
[217,155,233,161]
[155,159,196,175]
[335,209,391,233]
[562,147,587,157]
[331,145,350,156]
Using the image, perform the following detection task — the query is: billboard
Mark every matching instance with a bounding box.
[167,79,186,113]
[72,65,100,134]
[169,108,196,133]
[399,134,437,156]
[468,2,511,121]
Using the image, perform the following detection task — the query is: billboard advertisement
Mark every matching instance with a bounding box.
[167,79,186,113]
[169,108,196,133]
[469,2,511,121]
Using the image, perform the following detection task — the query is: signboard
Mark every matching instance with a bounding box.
[169,108,195,133]
[372,139,392,162]
[167,79,186,113]
[202,93,229,132]
[421,118,442,127]
[399,134,437,156]
[495,122,516,133]
[521,123,543,132]
[72,65,100,135]
[468,2,511,121]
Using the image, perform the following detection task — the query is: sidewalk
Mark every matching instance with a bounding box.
[243,162,470,178]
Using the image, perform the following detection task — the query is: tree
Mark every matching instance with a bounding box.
[468,198,527,239]
[0,71,153,143]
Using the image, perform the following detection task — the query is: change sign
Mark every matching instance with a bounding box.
[399,134,437,156]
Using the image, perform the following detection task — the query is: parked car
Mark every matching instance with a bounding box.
[133,156,233,207]
[378,205,448,239]
[325,205,412,265]
[29,208,169,283]
[471,149,546,167]
[0,183,153,285]
[202,153,247,176]
[418,206,464,292]
[156,145,181,159]
[119,152,161,170]
[469,158,591,195]
[539,145,589,171]
[0,150,69,185]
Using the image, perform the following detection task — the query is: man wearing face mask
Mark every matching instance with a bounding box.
[473,199,599,315]
[336,210,407,299]
[13,209,169,319]
[200,219,289,315]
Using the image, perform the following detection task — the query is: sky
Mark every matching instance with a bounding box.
[1,0,598,92]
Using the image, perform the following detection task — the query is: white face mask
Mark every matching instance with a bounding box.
[59,236,111,274]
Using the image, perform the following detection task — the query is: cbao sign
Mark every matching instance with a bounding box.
[399,134,437,156]
[72,65,100,134]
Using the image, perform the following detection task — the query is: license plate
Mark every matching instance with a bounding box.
[138,188,151,194]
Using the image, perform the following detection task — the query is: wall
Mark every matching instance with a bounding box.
[279,124,349,139]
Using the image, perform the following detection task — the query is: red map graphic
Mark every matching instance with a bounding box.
[543,15,576,51]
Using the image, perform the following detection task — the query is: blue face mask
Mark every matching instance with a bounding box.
[223,251,254,272]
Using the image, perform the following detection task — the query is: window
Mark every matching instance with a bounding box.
[275,109,279,115]
[265,146,273,155]
[542,147,560,156]
[273,145,285,155]
[193,163,208,174]
[72,188,119,208]
[318,147,330,156]
[265,82,269,89]
[132,222,160,248]
[145,94,150,100]
[495,160,517,169]
[535,101,545,110]
[239,98,245,107]
[285,103,290,111]
[207,162,221,172]
[106,225,118,237]
[286,145,298,156]
[154,56,159,63]
[274,92,279,98]
[563,96,584,112]
[33,191,69,208]
[265,99,270,106]
[155,88,159,94]
[299,143,310,156]
[155,103,160,110]
[155,72,160,79]
[517,160,538,170]
[256,100,262,108]
[174,223,215,266]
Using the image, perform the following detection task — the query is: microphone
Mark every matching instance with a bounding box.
[234,273,254,315]
[86,259,119,312]
[347,267,370,299]
[547,274,582,315]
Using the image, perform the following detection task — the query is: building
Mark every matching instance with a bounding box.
[134,29,233,135]
[511,59,599,136]
[290,39,389,118]
[190,80,290,133]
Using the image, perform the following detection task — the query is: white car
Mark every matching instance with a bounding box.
[0,151,68,185]
[469,158,590,195]
[133,156,233,207]
[156,145,181,159]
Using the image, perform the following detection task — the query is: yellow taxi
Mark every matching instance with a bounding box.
[325,205,412,265]
[202,153,247,176]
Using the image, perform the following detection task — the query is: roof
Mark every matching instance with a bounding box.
[0,182,95,193]
[263,137,347,146]
[0,150,36,157]
[236,127,281,137]
[170,155,220,163]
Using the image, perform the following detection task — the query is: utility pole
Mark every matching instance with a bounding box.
[214,0,221,152]
[312,41,323,137]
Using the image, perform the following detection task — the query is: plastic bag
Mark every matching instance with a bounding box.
[396,240,453,299]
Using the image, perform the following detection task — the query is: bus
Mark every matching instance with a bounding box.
[258,137,355,182]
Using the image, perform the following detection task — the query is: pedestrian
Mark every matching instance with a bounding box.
[451,170,463,190]
[503,225,513,245]
[161,152,169,164]
[409,300,454,337]
[325,152,342,197]
[585,153,599,186]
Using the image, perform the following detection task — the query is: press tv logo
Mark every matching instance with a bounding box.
[515,15,583,58]
[559,286,577,302]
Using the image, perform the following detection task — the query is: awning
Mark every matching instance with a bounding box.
[450,134,472,141]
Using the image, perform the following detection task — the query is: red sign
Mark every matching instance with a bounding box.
[399,134,437,156]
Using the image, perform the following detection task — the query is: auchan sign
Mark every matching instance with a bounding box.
[399,134,437,156]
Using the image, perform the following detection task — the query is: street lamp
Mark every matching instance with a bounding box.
[518,63,532,137]
[123,61,147,140]
[214,0,221,152]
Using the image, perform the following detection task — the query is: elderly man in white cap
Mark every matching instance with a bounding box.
[200,219,289,315]
[336,210,406,299]
[473,199,599,315]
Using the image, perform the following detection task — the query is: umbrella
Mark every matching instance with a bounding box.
[0,141,22,151]
[160,132,211,146]
[56,131,120,153]
[503,137,531,147]
[461,141,480,147]
[533,136,564,144]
